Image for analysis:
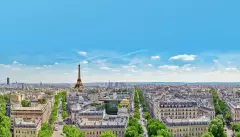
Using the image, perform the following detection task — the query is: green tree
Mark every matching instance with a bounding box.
[208,117,226,137]
[156,129,172,137]
[225,111,232,124]
[144,112,150,120]
[63,125,84,137]
[0,127,11,137]
[236,132,240,137]
[0,115,10,129]
[147,119,167,137]
[38,123,53,137]
[201,132,214,137]
[100,131,116,137]
[21,100,31,107]
[0,95,11,137]
[62,111,68,119]
[231,123,240,132]
[127,116,143,134]
[38,98,46,104]
[124,126,139,137]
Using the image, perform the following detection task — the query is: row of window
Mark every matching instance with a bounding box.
[84,130,124,135]
[159,109,198,111]
[173,131,204,137]
[169,127,207,132]
[160,112,197,115]
[15,130,35,134]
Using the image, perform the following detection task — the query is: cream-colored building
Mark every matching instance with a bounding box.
[162,116,209,137]
[77,115,128,137]
[227,101,240,122]
[11,92,44,103]
[10,103,50,130]
[14,118,41,137]
[154,101,215,120]
[144,90,214,137]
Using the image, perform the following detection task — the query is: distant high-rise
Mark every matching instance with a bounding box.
[7,77,10,85]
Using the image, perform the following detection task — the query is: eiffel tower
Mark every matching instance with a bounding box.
[75,64,83,90]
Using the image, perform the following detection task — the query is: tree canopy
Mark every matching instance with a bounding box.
[38,98,47,104]
[38,123,53,137]
[201,132,214,137]
[0,95,11,137]
[232,123,240,132]
[124,126,139,137]
[211,88,232,124]
[155,129,172,137]
[21,99,31,107]
[100,131,116,137]
[208,115,226,137]
[147,119,168,137]
[124,88,143,137]
[60,92,68,119]
[63,125,84,137]
[236,132,240,137]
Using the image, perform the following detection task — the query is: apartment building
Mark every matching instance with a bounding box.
[14,118,41,137]
[227,101,240,122]
[10,103,50,130]
[143,87,214,137]
[77,115,128,137]
[162,116,209,137]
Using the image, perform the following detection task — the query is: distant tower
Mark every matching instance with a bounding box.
[7,77,10,85]
[40,82,43,87]
[75,64,83,89]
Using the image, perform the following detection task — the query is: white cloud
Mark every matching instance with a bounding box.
[64,73,68,75]
[170,54,197,61]
[43,65,52,68]
[12,61,19,64]
[159,65,179,70]
[147,64,152,67]
[77,51,87,56]
[124,73,132,76]
[81,60,88,64]
[94,59,105,65]
[225,67,239,72]
[35,67,42,70]
[151,56,160,60]
[122,65,136,69]
[0,64,11,68]
[181,64,196,71]
[128,69,142,73]
[112,69,120,72]
[55,62,59,65]
[100,66,110,70]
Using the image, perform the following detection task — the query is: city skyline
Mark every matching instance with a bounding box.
[1,0,240,82]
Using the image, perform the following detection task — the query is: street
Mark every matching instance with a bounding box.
[226,125,234,137]
[139,105,148,137]
[52,98,64,137]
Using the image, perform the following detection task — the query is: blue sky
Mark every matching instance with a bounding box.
[1,0,240,83]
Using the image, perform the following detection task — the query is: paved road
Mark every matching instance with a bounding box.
[226,125,233,137]
[139,106,148,137]
[52,99,64,137]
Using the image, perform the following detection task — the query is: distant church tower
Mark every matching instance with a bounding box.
[75,64,83,90]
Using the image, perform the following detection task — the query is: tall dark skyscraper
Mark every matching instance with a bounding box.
[7,77,10,85]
